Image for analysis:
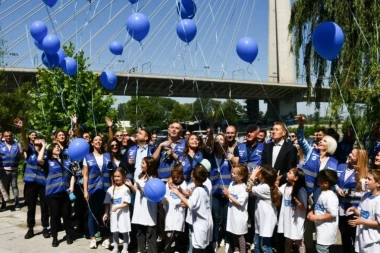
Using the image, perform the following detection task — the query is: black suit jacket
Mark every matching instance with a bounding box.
[262,140,298,185]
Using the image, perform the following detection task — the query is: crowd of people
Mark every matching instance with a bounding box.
[0,114,380,253]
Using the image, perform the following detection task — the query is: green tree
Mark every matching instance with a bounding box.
[193,98,221,121]
[168,103,193,123]
[216,99,245,125]
[289,0,380,137]
[26,43,117,136]
[0,39,33,131]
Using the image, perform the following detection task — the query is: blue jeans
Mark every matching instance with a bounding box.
[212,195,229,243]
[254,233,272,253]
[316,244,330,253]
[88,190,109,237]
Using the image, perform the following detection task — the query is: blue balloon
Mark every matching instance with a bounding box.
[129,0,138,4]
[176,19,197,43]
[41,48,66,68]
[236,37,259,64]
[312,22,345,61]
[177,0,196,19]
[68,138,90,162]
[100,70,117,90]
[34,40,44,50]
[42,34,60,55]
[109,41,123,55]
[30,21,48,42]
[43,0,58,7]
[126,13,150,42]
[61,57,78,76]
[144,178,166,203]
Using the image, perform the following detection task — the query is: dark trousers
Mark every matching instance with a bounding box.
[165,231,184,253]
[211,195,229,243]
[339,215,356,253]
[24,182,49,228]
[137,224,157,253]
[247,195,256,243]
[45,191,71,239]
[73,184,87,233]
[88,190,109,237]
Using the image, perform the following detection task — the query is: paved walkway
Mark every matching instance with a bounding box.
[0,181,342,252]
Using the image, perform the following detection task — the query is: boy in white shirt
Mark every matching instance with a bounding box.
[307,169,339,253]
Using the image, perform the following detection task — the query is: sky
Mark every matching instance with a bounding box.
[0,0,341,117]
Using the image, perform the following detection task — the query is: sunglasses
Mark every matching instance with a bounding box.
[290,135,296,138]
[123,134,129,136]
[115,135,122,137]
[111,144,119,147]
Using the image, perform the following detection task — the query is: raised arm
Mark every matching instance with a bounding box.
[14,118,29,151]
[70,115,80,138]
[105,117,114,139]
[37,140,47,166]
[295,115,312,157]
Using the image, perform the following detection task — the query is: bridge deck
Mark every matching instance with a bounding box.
[3,67,330,101]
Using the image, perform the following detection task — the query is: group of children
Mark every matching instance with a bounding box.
[100,156,380,253]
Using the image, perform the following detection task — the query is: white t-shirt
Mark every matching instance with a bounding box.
[104,184,131,233]
[186,178,212,225]
[226,182,248,235]
[164,180,187,232]
[83,154,104,169]
[313,188,339,246]
[131,177,157,226]
[252,183,277,237]
[278,184,307,240]
[355,192,380,253]
[188,186,213,249]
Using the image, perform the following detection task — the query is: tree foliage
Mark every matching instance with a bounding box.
[26,43,117,136]
[289,0,380,137]
[118,97,246,129]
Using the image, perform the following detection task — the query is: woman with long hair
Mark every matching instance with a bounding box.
[336,149,368,253]
[181,134,203,182]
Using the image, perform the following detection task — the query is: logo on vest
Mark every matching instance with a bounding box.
[360,210,370,219]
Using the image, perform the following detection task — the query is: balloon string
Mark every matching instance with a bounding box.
[135,79,139,129]
[333,74,362,149]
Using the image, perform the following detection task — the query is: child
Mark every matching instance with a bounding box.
[278,168,307,253]
[163,164,187,253]
[249,165,280,253]
[170,165,213,253]
[103,168,131,253]
[222,164,249,253]
[346,170,380,252]
[125,157,158,253]
[307,169,339,253]
[185,161,213,253]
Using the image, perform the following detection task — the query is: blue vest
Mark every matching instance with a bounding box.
[209,155,232,196]
[127,144,155,181]
[45,159,71,196]
[86,152,112,195]
[337,163,361,210]
[180,152,203,182]
[302,148,338,193]
[158,139,186,180]
[237,142,264,172]
[0,142,20,168]
[24,144,46,186]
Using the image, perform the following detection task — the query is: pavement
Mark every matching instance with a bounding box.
[0,181,342,253]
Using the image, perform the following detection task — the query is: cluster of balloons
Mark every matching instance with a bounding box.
[30,20,78,76]
[312,21,344,61]
[176,0,197,44]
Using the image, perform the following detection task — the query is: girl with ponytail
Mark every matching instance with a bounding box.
[248,165,280,253]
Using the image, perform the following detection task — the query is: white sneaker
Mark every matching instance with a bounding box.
[251,243,255,250]
[111,249,119,253]
[157,236,162,242]
[102,239,110,249]
[89,239,97,249]
[219,239,225,247]
[225,243,230,253]
[212,241,218,252]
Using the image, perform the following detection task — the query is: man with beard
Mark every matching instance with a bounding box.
[224,125,240,165]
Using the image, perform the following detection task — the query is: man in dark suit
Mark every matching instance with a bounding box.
[261,121,298,253]
[262,121,298,185]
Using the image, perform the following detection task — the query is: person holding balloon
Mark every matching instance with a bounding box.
[82,136,113,249]
[37,140,75,247]
[125,156,158,253]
